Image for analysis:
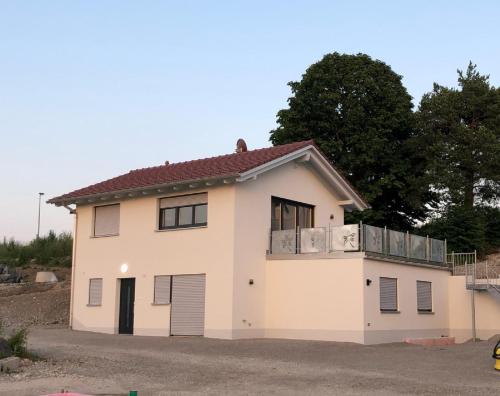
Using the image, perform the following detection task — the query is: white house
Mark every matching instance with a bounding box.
[48,139,500,344]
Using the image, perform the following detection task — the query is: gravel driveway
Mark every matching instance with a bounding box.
[1,328,498,395]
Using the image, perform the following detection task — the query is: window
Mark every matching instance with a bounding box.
[88,278,103,306]
[380,277,398,312]
[94,204,120,237]
[417,281,432,312]
[271,197,314,231]
[159,193,208,230]
[154,276,171,304]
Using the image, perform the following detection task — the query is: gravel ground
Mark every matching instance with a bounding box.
[0,282,70,331]
[0,328,498,395]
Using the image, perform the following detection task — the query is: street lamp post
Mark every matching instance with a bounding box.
[37,192,45,239]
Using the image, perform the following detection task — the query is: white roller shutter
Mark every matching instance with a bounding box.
[171,274,206,336]
[94,204,120,236]
[154,276,171,304]
[380,277,398,312]
[88,278,103,306]
[160,193,207,208]
[417,281,432,312]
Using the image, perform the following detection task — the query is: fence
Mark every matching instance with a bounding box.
[269,223,447,265]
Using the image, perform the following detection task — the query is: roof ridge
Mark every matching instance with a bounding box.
[48,139,317,203]
[128,139,314,174]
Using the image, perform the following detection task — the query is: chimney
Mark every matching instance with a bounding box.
[235,138,248,153]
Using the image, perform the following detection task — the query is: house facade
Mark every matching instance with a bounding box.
[49,140,500,344]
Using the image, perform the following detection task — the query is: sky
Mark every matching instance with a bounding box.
[1,1,499,242]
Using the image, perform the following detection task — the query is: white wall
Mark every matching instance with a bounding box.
[363,259,450,344]
[265,256,365,343]
[72,184,237,338]
[448,276,500,342]
[232,161,346,337]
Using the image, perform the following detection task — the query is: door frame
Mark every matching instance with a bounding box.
[118,277,136,335]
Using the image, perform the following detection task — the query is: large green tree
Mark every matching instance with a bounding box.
[270,52,435,229]
[416,63,500,209]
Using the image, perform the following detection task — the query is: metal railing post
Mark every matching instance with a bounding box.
[296,226,300,254]
[359,221,364,252]
[444,239,447,267]
[384,226,388,257]
[406,231,410,259]
[426,235,430,262]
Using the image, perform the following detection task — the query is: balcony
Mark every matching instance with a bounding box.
[267,223,447,267]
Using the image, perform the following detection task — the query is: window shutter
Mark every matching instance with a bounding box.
[160,193,207,209]
[154,276,171,304]
[94,204,120,236]
[380,277,398,311]
[89,278,103,306]
[417,281,432,312]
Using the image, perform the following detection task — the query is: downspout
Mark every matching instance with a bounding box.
[65,205,77,329]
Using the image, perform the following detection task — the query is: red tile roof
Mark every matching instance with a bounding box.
[48,140,315,203]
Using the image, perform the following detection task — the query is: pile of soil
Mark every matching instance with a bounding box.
[0,281,70,332]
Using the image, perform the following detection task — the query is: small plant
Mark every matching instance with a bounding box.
[7,328,28,358]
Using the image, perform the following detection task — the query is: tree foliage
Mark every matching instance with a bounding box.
[270,53,435,230]
[0,231,72,267]
[416,63,500,208]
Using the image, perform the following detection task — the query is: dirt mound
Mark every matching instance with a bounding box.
[0,281,70,332]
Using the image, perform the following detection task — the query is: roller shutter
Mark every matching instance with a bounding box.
[94,204,120,236]
[417,281,432,312]
[171,274,206,336]
[88,278,103,306]
[154,276,171,304]
[380,277,398,312]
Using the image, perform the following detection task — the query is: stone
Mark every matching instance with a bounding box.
[0,338,12,358]
[35,271,58,283]
[0,356,20,373]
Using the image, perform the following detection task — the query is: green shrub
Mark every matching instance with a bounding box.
[0,231,72,268]
[8,328,28,358]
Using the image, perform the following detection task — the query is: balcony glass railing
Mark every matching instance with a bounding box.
[268,223,447,266]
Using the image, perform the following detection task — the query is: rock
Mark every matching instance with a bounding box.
[0,338,12,358]
[0,356,20,373]
[35,272,58,283]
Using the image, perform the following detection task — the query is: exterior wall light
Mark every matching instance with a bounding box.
[120,263,128,274]
[366,279,372,286]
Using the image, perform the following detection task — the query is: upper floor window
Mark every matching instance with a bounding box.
[159,193,208,230]
[271,196,314,231]
[94,204,120,237]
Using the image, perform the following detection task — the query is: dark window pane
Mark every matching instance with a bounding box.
[162,208,176,228]
[282,203,296,230]
[298,206,312,228]
[178,206,193,225]
[194,204,207,224]
[271,201,281,231]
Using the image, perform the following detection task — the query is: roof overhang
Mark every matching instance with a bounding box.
[47,175,239,207]
[48,144,369,211]
[237,145,369,211]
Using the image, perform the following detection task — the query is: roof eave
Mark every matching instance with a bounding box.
[47,174,239,206]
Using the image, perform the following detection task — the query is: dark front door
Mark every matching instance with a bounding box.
[119,278,135,334]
